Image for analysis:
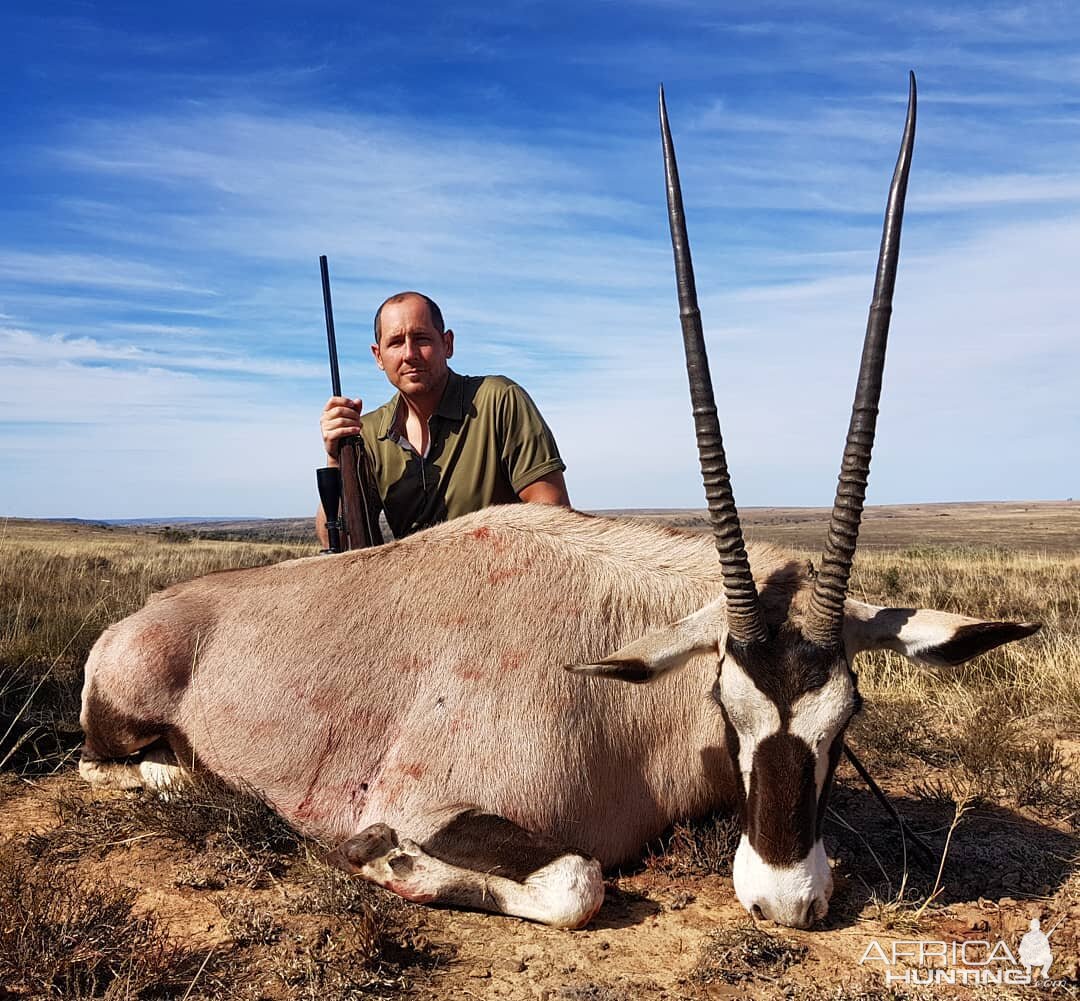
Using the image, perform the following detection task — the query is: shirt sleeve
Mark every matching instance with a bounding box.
[495,380,567,494]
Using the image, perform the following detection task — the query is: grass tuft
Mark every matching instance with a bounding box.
[216,896,283,946]
[691,921,806,984]
[645,813,741,878]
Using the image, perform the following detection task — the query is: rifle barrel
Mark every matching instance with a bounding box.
[319,255,343,398]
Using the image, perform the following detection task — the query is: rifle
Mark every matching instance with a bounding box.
[315,255,384,552]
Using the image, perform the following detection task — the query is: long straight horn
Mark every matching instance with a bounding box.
[805,72,917,649]
[660,85,767,646]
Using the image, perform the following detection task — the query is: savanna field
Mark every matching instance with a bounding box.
[1,503,1078,1000]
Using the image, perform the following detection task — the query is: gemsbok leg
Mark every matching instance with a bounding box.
[326,809,604,929]
[79,685,191,792]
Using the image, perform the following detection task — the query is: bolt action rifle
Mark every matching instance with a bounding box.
[315,255,384,552]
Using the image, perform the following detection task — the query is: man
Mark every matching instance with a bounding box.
[317,291,570,545]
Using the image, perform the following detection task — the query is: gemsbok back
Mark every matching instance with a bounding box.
[80,75,1040,929]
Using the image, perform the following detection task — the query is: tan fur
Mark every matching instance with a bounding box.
[81,504,809,866]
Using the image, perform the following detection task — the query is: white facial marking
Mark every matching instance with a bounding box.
[720,658,781,780]
[734,835,833,928]
[788,669,854,794]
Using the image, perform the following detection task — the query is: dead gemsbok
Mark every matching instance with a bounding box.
[79,75,1039,929]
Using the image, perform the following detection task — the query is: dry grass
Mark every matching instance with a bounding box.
[29,774,304,886]
[848,547,1080,725]
[0,524,314,669]
[0,523,315,775]
[943,697,1078,810]
[207,851,448,1000]
[16,779,446,999]
[644,813,741,878]
[0,841,195,998]
[555,983,661,1001]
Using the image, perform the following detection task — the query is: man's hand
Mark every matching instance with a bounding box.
[321,396,364,463]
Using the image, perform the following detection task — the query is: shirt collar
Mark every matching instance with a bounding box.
[435,368,466,421]
[377,368,463,440]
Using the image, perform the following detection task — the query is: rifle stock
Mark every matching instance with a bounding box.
[337,436,383,549]
[317,255,384,551]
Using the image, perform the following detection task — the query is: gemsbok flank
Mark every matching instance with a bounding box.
[80,75,1039,929]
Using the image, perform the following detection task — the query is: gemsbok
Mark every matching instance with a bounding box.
[80,75,1040,929]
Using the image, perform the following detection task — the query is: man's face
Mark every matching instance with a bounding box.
[371,296,454,398]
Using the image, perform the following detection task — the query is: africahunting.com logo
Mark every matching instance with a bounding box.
[859,917,1064,986]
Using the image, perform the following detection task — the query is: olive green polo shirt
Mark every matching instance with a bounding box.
[359,369,565,538]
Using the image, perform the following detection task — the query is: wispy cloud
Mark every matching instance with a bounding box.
[0,327,323,379]
[0,252,219,295]
[917,172,1080,209]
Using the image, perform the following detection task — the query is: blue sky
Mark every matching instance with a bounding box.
[1,1,1077,518]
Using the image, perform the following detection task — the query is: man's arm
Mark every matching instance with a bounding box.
[518,470,571,507]
[315,502,331,549]
[497,380,571,508]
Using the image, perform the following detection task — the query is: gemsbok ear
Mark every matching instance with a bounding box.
[565,599,723,684]
[843,599,1041,668]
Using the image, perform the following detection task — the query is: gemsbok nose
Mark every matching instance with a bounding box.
[750,893,828,929]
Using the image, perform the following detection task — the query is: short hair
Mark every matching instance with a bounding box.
[373,292,445,343]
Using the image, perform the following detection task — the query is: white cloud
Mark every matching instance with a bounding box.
[916,172,1080,209]
[0,346,324,519]
[0,327,324,379]
[0,251,218,295]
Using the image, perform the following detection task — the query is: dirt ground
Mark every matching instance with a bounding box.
[2,745,1077,999]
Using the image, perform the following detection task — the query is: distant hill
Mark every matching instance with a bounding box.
[9,501,1078,552]
[103,517,267,526]
[144,518,318,543]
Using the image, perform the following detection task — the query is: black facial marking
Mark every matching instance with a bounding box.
[711,621,860,862]
[928,621,1041,667]
[422,810,588,884]
[746,733,816,866]
[727,624,843,725]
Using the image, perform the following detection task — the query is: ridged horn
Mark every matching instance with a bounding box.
[805,72,917,649]
[660,85,767,646]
